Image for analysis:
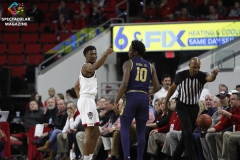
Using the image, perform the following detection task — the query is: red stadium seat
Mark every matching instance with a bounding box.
[37,3,49,12]
[68,3,79,11]
[4,26,21,32]
[42,43,58,53]
[8,55,25,65]
[39,23,54,32]
[8,44,24,54]
[21,23,39,33]
[0,44,7,54]
[49,3,59,11]
[21,34,39,43]
[147,19,160,22]
[59,33,73,42]
[116,0,127,10]
[25,44,42,54]
[3,33,20,43]
[225,17,240,20]
[0,55,7,65]
[26,55,44,65]
[44,12,54,23]
[132,19,145,23]
[10,65,26,78]
[40,34,57,43]
[0,23,4,32]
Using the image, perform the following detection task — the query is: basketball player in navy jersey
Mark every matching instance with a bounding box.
[164,57,219,160]
[114,40,160,160]
[74,45,114,160]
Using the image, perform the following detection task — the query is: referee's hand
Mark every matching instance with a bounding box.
[211,69,220,76]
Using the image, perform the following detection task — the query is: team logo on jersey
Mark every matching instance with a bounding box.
[87,112,93,120]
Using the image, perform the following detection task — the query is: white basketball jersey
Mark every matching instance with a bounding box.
[78,64,98,96]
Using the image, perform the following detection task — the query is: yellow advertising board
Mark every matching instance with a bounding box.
[112,21,240,52]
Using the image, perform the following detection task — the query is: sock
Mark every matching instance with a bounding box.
[89,154,93,159]
[108,155,112,157]
[84,155,90,160]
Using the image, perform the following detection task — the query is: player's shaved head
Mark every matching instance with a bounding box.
[189,57,201,76]
[189,57,201,65]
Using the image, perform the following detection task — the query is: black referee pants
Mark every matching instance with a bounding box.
[171,101,199,160]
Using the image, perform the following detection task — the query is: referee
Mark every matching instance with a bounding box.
[164,57,219,160]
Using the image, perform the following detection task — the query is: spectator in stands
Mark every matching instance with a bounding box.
[200,91,231,160]
[156,0,175,20]
[100,0,116,21]
[44,97,58,121]
[66,88,78,106]
[228,1,240,17]
[37,99,68,160]
[175,7,192,21]
[53,0,73,22]
[196,0,210,18]
[147,100,180,159]
[56,102,81,159]
[71,10,87,32]
[54,14,72,33]
[152,74,178,107]
[206,5,223,20]
[219,84,228,93]
[27,2,45,22]
[55,93,65,102]
[212,92,240,160]
[44,87,56,107]
[236,84,240,92]
[213,96,221,109]
[22,100,45,133]
[78,0,90,20]
[26,92,43,110]
[90,0,103,25]
[176,0,195,18]
[142,1,157,21]
[215,0,227,18]
[100,99,123,160]
[152,99,161,118]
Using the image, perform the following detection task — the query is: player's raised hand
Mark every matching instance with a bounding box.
[211,69,220,76]
[105,46,114,55]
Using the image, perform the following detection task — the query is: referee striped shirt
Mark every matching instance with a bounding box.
[174,70,207,105]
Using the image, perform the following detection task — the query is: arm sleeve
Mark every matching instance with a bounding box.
[62,118,69,133]
[156,111,173,128]
[173,72,182,85]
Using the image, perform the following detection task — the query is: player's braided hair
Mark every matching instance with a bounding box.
[131,40,146,56]
[83,45,96,55]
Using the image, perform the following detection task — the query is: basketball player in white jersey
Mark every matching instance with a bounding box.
[74,45,114,160]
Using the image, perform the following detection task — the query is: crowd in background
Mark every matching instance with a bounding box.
[1,74,240,160]
[141,0,240,22]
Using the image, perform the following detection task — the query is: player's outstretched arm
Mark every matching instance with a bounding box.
[114,60,131,106]
[84,46,114,73]
[149,64,160,95]
[205,69,220,82]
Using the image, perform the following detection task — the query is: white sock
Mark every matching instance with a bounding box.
[84,155,90,160]
[89,154,93,159]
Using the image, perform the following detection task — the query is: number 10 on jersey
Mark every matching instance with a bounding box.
[135,67,147,82]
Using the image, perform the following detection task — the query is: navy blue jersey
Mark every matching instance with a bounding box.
[126,57,152,93]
